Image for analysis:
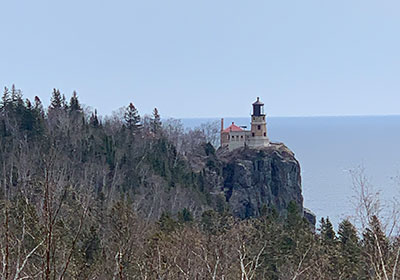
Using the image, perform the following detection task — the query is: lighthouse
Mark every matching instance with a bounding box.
[220,97,270,151]
[248,97,270,148]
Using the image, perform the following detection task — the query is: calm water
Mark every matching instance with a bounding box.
[182,116,400,227]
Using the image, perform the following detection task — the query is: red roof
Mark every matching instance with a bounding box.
[222,122,244,133]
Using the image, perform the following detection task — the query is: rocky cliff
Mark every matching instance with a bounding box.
[185,142,311,221]
[217,143,303,219]
[131,141,312,223]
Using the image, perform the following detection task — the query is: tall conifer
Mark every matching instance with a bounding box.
[124,103,141,131]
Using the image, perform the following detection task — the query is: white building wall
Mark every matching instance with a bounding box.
[228,131,247,151]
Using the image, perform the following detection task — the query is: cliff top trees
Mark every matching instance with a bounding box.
[150,107,162,135]
[49,88,63,111]
[124,102,141,132]
[69,91,82,113]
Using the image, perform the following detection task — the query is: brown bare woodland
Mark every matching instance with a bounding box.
[1,87,400,279]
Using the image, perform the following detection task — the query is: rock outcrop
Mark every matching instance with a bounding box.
[132,141,313,224]
[215,143,304,219]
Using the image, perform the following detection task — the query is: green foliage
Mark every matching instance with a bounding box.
[69,91,82,113]
[50,88,63,110]
[150,107,162,134]
[338,219,361,279]
[178,208,193,223]
[285,200,303,229]
[158,212,179,233]
[204,142,215,156]
[3,87,400,279]
[319,217,336,242]
[124,102,141,131]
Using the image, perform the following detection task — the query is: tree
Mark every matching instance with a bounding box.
[89,109,100,127]
[69,91,82,113]
[351,168,400,279]
[49,88,62,110]
[1,87,10,109]
[124,102,141,131]
[150,107,162,135]
[337,219,361,279]
[33,96,44,117]
[362,215,391,279]
[319,217,336,243]
[10,84,23,106]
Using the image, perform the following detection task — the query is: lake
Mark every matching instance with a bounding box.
[182,116,400,228]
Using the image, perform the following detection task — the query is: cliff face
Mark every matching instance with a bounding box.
[131,141,310,222]
[217,143,303,219]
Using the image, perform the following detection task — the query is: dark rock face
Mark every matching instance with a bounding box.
[303,208,317,228]
[217,143,303,219]
[132,142,313,223]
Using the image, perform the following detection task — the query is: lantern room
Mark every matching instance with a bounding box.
[252,97,265,116]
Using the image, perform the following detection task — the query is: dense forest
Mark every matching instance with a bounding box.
[1,85,400,279]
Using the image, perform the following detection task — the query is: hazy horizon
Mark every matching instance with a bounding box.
[183,115,400,227]
[1,0,400,118]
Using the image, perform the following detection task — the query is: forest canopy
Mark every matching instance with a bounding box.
[0,86,399,279]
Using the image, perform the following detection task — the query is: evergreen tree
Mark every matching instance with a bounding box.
[89,109,100,127]
[285,201,303,230]
[61,94,67,110]
[178,208,193,223]
[150,107,162,135]
[319,217,336,242]
[49,88,62,110]
[1,86,10,108]
[338,219,358,245]
[25,99,32,109]
[158,212,178,233]
[20,99,35,132]
[10,84,23,106]
[124,102,141,131]
[33,96,45,117]
[69,91,81,112]
[338,219,361,279]
[362,215,389,278]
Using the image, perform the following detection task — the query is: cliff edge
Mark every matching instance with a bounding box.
[216,143,303,219]
[131,140,314,224]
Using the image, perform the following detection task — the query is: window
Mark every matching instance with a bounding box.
[257,125,261,130]
[252,133,255,137]
[264,132,266,136]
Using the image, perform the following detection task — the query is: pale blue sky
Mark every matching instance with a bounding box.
[1,0,399,118]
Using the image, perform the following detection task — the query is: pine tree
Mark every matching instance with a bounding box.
[90,109,100,127]
[285,201,303,230]
[20,99,35,132]
[33,96,44,117]
[69,91,81,112]
[124,103,141,131]
[25,99,32,109]
[10,84,23,106]
[61,94,67,110]
[338,219,361,279]
[319,217,336,242]
[1,87,10,109]
[49,88,62,110]
[150,107,162,135]
[338,219,358,245]
[362,215,389,278]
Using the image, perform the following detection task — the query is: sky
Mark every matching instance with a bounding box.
[0,0,399,118]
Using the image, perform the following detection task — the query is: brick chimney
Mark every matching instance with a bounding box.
[220,118,224,147]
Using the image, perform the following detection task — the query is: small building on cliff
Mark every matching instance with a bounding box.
[220,97,270,151]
